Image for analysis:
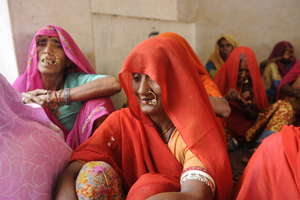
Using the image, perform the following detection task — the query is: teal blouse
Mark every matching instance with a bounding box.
[57,72,108,130]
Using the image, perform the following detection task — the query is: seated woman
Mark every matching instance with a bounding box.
[214,47,294,144]
[235,125,300,200]
[158,32,230,118]
[278,61,300,126]
[262,41,296,103]
[0,73,71,199]
[13,25,121,149]
[55,35,232,199]
[205,34,239,78]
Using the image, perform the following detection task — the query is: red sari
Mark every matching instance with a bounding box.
[236,125,300,199]
[214,46,268,136]
[72,36,232,199]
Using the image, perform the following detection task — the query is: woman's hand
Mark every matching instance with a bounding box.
[209,96,231,117]
[225,88,239,101]
[22,89,49,106]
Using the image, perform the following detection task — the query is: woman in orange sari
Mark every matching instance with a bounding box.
[158,32,230,118]
[215,47,294,144]
[55,36,232,199]
[215,46,268,139]
[236,125,300,200]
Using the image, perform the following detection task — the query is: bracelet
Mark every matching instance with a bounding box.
[63,88,71,105]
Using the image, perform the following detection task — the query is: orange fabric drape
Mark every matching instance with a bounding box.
[236,125,300,200]
[72,36,232,199]
[158,32,222,98]
[214,46,268,136]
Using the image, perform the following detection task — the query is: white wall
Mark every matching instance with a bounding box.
[0,0,18,83]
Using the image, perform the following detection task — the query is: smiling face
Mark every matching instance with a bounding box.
[36,35,68,75]
[131,73,164,116]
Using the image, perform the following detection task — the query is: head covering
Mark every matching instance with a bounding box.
[214,47,268,136]
[0,73,71,199]
[119,36,232,199]
[208,34,239,70]
[158,32,222,97]
[268,41,296,77]
[13,24,95,92]
[72,36,232,199]
[236,125,300,199]
[215,46,268,111]
[12,25,114,149]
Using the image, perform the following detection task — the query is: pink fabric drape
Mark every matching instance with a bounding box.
[13,25,114,149]
[0,73,71,199]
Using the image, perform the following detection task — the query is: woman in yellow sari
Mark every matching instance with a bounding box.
[206,35,239,78]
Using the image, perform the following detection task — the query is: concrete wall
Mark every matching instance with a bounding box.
[196,0,300,63]
[2,0,300,107]
[7,0,94,74]
[0,0,18,83]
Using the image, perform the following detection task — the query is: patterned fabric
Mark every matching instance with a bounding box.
[180,167,215,195]
[0,74,71,200]
[245,100,294,142]
[76,161,124,200]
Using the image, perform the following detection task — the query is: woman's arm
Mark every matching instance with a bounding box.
[54,161,85,200]
[279,84,300,99]
[21,76,121,106]
[209,96,231,117]
[146,180,213,200]
[69,76,121,102]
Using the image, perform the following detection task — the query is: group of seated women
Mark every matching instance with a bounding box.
[2,24,300,199]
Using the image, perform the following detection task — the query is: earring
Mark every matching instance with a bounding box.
[147,89,158,105]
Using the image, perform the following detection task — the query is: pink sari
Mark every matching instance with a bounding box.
[13,25,114,149]
[0,74,71,199]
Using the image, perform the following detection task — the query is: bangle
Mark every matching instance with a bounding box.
[64,88,71,105]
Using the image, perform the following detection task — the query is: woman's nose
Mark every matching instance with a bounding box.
[43,42,53,54]
[137,76,150,95]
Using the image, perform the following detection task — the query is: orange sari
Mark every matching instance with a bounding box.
[72,36,232,199]
[236,125,300,199]
[158,32,222,98]
[214,47,268,136]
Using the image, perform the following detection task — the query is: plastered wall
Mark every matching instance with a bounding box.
[3,0,300,107]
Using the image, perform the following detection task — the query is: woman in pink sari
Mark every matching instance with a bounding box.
[13,25,120,149]
[0,73,71,199]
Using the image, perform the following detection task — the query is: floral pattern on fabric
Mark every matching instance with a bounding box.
[76,161,124,200]
[245,100,294,142]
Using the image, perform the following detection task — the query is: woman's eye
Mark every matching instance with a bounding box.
[54,40,63,48]
[37,40,46,46]
[132,73,141,82]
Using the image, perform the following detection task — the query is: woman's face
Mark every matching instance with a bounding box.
[218,38,233,61]
[237,57,250,86]
[131,73,164,116]
[282,46,294,60]
[36,35,68,75]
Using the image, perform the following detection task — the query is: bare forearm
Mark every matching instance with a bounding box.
[55,161,84,200]
[69,77,121,102]
[147,181,213,200]
[147,191,212,200]
[279,84,300,98]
